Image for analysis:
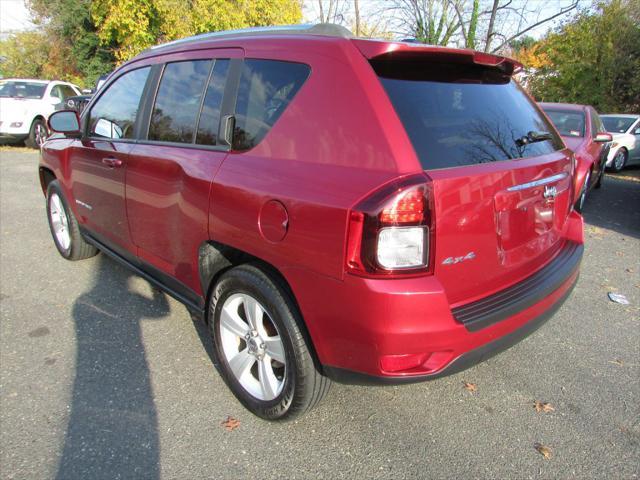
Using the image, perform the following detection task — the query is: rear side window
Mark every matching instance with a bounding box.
[376,61,563,169]
[543,109,585,137]
[149,60,212,144]
[88,67,150,139]
[233,59,310,151]
[196,59,230,145]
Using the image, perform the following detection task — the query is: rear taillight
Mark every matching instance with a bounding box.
[346,174,434,277]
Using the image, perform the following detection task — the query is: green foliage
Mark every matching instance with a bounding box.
[530,0,640,113]
[1,0,302,85]
[0,31,51,79]
[93,0,303,62]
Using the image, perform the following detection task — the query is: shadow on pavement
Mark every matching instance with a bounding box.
[582,168,640,239]
[56,255,169,480]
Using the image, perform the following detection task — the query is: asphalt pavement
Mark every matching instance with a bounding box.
[1,148,638,479]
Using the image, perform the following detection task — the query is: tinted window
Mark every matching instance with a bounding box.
[376,62,563,169]
[543,109,585,138]
[602,116,637,133]
[0,81,46,99]
[149,60,211,144]
[89,67,150,139]
[196,59,230,145]
[233,59,310,151]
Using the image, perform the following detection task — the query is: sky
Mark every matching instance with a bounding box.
[0,0,36,37]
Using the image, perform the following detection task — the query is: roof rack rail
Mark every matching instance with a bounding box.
[149,23,353,52]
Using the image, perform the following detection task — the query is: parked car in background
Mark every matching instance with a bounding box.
[600,114,640,172]
[0,79,81,148]
[57,74,111,115]
[41,24,584,420]
[540,102,612,211]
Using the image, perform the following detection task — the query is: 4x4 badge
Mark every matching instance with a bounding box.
[543,185,558,199]
[442,252,476,265]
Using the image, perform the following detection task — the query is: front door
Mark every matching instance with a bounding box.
[69,66,151,251]
[126,53,238,292]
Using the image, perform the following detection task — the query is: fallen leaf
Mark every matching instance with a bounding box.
[626,268,634,273]
[609,359,624,366]
[615,251,624,257]
[221,416,240,432]
[534,443,552,459]
[534,400,555,413]
[463,381,477,392]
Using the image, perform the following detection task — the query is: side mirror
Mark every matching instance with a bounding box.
[594,132,612,143]
[81,89,92,94]
[49,96,62,105]
[48,110,81,137]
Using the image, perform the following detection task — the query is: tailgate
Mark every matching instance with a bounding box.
[368,45,574,305]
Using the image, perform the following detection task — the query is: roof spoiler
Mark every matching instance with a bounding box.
[352,39,523,76]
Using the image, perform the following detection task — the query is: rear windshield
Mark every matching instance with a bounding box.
[0,81,47,99]
[375,61,563,169]
[602,116,636,134]
[542,108,585,137]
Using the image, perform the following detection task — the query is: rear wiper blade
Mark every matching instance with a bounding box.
[515,130,553,147]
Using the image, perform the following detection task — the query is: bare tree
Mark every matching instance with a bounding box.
[385,0,581,51]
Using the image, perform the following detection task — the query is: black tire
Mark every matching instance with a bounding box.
[610,148,628,173]
[46,180,98,261]
[594,168,603,189]
[575,171,590,213]
[25,118,48,149]
[209,264,330,420]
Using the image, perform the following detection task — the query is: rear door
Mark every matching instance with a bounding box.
[125,50,240,291]
[70,66,151,251]
[374,56,573,305]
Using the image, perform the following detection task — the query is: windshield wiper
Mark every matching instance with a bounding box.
[515,130,553,147]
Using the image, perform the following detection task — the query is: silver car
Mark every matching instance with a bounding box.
[601,114,640,172]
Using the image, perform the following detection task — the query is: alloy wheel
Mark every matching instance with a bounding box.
[49,193,71,251]
[218,293,286,401]
[35,122,48,147]
[613,150,626,171]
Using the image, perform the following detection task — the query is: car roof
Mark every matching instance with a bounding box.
[0,78,51,84]
[539,102,588,111]
[132,23,521,75]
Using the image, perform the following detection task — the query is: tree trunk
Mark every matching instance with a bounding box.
[485,0,499,52]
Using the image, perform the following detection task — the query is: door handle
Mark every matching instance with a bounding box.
[102,157,123,168]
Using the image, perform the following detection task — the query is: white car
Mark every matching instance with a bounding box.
[601,114,640,172]
[0,79,81,148]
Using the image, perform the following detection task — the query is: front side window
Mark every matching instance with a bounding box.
[149,60,211,144]
[543,109,585,138]
[377,61,563,169]
[88,67,150,140]
[60,85,77,99]
[233,59,310,151]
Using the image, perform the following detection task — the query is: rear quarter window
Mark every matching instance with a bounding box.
[233,59,310,151]
[376,61,563,169]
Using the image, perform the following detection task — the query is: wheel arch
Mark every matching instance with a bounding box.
[38,166,56,194]
[198,240,323,369]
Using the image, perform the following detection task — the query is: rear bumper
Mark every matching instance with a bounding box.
[285,234,583,384]
[324,271,578,384]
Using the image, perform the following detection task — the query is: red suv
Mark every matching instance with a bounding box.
[540,102,612,212]
[40,24,584,420]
